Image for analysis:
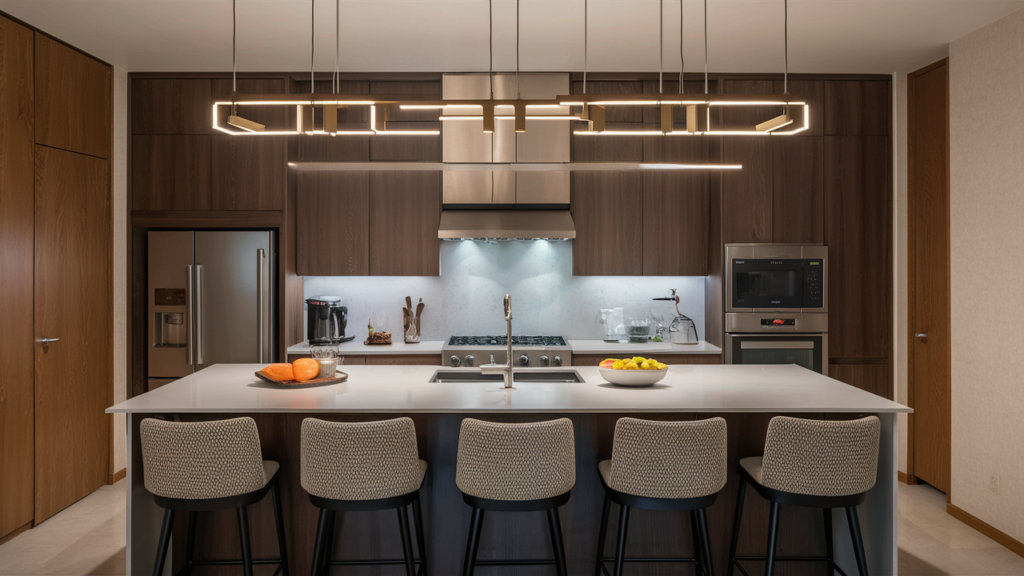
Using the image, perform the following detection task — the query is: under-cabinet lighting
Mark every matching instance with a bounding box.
[640,163,743,170]
[573,130,703,136]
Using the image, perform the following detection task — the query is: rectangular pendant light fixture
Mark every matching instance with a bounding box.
[661,104,674,134]
[756,111,794,133]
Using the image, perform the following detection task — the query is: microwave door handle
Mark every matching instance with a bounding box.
[256,249,266,363]
[195,264,203,366]
[185,265,194,365]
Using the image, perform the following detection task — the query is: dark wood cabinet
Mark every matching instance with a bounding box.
[825,135,892,359]
[721,137,772,243]
[132,135,212,210]
[720,79,775,128]
[642,170,709,276]
[34,34,110,158]
[211,78,291,132]
[365,355,442,366]
[368,172,441,276]
[132,79,212,135]
[369,80,441,161]
[830,362,892,399]
[572,354,721,366]
[824,81,890,136]
[295,172,369,276]
[571,171,644,276]
[772,137,824,244]
[210,136,287,210]
[0,14,36,542]
[570,80,644,162]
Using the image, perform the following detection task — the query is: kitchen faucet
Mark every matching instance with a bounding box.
[481,294,514,388]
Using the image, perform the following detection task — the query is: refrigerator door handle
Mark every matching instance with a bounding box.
[186,265,194,365]
[257,248,266,363]
[195,264,204,366]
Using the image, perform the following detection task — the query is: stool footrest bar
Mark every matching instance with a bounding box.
[475,558,556,566]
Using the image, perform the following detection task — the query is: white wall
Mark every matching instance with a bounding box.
[303,240,705,342]
[112,66,127,476]
[949,7,1024,542]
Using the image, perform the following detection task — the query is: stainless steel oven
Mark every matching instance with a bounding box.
[725,244,828,374]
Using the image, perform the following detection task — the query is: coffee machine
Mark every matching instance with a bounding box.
[306,296,353,344]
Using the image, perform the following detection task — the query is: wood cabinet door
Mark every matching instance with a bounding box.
[823,81,890,136]
[0,14,36,540]
[571,171,644,276]
[33,146,111,523]
[824,136,892,359]
[364,355,442,366]
[132,135,212,210]
[211,136,286,210]
[772,137,824,244]
[721,138,772,243]
[368,172,441,276]
[131,79,212,135]
[296,171,369,276]
[34,34,110,158]
[642,170,709,276]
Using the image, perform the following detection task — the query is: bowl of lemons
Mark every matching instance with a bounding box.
[598,357,669,387]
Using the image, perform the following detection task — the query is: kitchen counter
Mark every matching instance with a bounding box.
[113,364,905,576]
[567,339,722,355]
[286,339,444,355]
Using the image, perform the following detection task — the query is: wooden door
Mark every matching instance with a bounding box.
[368,171,441,276]
[296,171,369,276]
[210,136,286,210]
[908,59,951,492]
[34,146,111,523]
[0,14,36,540]
[34,34,110,158]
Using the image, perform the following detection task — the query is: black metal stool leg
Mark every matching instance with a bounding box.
[594,494,611,576]
[847,506,869,576]
[309,508,330,576]
[412,495,428,576]
[726,477,746,576]
[237,506,254,576]
[271,481,290,576]
[690,510,704,576]
[824,508,835,576]
[613,505,631,576]
[764,502,780,576]
[322,511,336,576]
[152,508,174,576]
[698,508,714,576]
[398,504,417,576]
[462,507,484,576]
[546,508,568,576]
[184,511,197,575]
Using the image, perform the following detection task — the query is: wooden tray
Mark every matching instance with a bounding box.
[254,370,348,389]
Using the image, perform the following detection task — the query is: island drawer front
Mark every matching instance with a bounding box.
[572,354,722,366]
[287,353,365,365]
[364,354,442,366]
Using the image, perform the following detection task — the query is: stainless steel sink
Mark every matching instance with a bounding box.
[429,370,582,384]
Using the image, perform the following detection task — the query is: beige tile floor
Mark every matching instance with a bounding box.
[1,479,1022,575]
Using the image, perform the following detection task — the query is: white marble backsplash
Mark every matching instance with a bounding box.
[303,239,705,341]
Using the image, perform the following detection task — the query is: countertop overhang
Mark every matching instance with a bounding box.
[285,339,723,356]
[108,364,910,415]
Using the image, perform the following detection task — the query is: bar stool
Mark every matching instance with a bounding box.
[456,418,576,576]
[140,417,288,576]
[594,417,728,576]
[300,417,428,576]
[727,416,881,576]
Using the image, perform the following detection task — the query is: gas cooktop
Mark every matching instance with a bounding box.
[447,335,567,347]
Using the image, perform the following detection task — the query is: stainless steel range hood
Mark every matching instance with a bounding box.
[438,210,576,240]
[439,73,575,240]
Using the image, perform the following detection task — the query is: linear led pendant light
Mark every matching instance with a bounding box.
[224,0,265,133]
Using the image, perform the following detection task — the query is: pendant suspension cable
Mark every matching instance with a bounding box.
[231,0,237,95]
[334,0,339,93]
[489,0,493,99]
[516,0,520,99]
[310,0,314,93]
[583,0,587,94]
[703,0,708,95]
[784,0,788,94]
[679,0,684,94]
[659,0,663,94]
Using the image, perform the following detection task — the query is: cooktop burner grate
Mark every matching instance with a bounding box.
[448,335,567,347]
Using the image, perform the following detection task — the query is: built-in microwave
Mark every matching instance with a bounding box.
[725,244,827,313]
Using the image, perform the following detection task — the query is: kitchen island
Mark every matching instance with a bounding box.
[109,364,908,576]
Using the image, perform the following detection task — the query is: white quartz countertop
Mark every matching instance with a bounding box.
[108,364,910,414]
[567,340,722,355]
[287,340,445,356]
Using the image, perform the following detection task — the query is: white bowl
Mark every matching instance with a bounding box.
[599,367,668,387]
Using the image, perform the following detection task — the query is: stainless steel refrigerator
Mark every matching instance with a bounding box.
[148,231,275,390]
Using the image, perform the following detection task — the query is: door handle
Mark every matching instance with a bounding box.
[195,264,204,365]
[38,337,60,344]
[186,265,194,365]
[915,333,928,339]
[256,249,266,363]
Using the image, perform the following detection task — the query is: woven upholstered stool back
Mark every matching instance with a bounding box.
[140,417,269,500]
[456,418,575,501]
[762,416,881,497]
[608,417,728,499]
[301,417,425,501]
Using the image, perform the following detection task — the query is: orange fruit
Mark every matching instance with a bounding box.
[292,358,320,382]
[260,363,294,382]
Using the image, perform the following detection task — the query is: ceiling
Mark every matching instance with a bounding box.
[1,0,1021,74]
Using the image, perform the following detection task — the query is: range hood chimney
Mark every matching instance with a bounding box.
[439,73,575,241]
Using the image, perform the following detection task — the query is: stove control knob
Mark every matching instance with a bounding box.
[464,355,475,367]
[519,355,530,366]
[552,356,563,367]
[450,355,461,367]
[540,355,550,366]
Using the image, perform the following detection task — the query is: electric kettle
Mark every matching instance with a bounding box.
[653,289,700,345]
